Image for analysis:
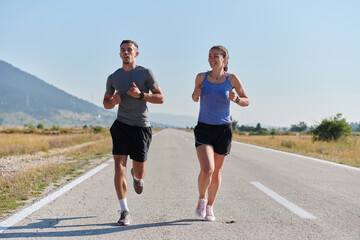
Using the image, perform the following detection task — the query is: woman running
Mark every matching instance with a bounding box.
[192,45,249,221]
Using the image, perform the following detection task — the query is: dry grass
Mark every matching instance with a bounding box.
[0,129,112,217]
[0,131,106,158]
[233,134,360,167]
[63,137,112,159]
[0,127,161,217]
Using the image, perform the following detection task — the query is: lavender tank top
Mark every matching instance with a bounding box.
[198,72,233,125]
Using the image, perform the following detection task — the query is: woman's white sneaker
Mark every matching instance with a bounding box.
[195,198,207,218]
[204,205,215,221]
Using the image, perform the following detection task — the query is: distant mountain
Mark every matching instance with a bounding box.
[240,122,288,130]
[150,121,179,129]
[0,60,116,127]
[350,122,360,132]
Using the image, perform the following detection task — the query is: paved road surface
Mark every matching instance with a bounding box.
[1,129,360,239]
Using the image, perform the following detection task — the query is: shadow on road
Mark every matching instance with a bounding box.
[1,217,204,238]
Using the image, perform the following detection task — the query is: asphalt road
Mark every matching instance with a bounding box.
[1,129,360,239]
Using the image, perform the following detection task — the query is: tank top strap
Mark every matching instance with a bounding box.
[202,72,210,85]
[226,72,233,81]
[203,71,209,80]
[203,72,231,84]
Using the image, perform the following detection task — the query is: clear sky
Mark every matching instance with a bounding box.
[1,0,359,127]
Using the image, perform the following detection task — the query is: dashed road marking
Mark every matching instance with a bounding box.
[251,181,316,219]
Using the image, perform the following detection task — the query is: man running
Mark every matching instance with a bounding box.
[103,40,164,226]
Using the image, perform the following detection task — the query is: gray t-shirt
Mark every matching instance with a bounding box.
[106,65,158,127]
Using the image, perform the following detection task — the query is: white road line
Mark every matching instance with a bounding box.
[0,129,163,233]
[251,181,316,219]
[153,131,161,137]
[0,163,109,233]
[234,141,360,171]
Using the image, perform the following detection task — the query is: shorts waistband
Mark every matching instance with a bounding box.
[116,119,151,129]
[197,121,231,129]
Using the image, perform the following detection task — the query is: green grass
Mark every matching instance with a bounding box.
[0,163,73,214]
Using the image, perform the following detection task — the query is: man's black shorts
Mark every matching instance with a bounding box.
[194,122,233,156]
[110,120,152,162]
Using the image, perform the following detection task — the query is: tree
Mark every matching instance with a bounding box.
[238,125,255,131]
[312,113,352,141]
[290,121,307,132]
[254,123,267,132]
[249,123,268,135]
[231,119,238,131]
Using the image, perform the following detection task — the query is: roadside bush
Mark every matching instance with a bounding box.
[52,125,60,131]
[290,121,308,132]
[270,129,279,136]
[92,126,105,133]
[26,123,36,133]
[312,113,352,141]
[249,129,269,136]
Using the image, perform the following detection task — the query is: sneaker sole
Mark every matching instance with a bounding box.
[134,187,143,194]
[118,221,131,226]
[204,217,216,221]
[195,211,206,218]
[131,168,143,194]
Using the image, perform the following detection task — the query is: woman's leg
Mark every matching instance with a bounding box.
[196,145,215,199]
[207,153,227,206]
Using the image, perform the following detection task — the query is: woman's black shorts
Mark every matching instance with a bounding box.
[194,122,233,156]
[110,120,152,162]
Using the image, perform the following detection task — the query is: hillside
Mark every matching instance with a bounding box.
[0,60,115,127]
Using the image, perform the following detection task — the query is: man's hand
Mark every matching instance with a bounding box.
[127,82,141,98]
[113,91,121,104]
[103,91,121,109]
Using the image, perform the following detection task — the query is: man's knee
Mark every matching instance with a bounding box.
[115,164,127,175]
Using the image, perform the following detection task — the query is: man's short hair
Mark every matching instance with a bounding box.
[120,40,138,50]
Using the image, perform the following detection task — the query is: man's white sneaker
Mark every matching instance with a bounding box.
[117,210,131,226]
[131,168,144,194]
[204,205,215,221]
[195,198,207,218]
